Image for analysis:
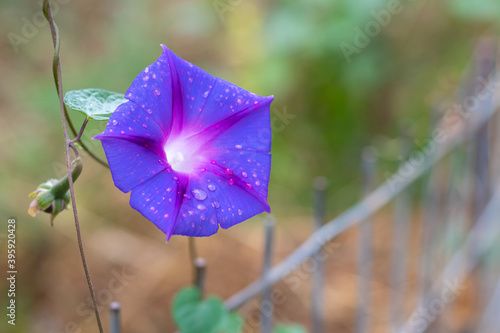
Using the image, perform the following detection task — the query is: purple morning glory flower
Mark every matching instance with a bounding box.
[94,45,273,240]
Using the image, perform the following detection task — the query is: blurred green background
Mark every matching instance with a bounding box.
[1,0,499,332]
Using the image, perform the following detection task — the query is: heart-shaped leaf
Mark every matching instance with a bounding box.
[63,88,127,121]
[173,287,243,333]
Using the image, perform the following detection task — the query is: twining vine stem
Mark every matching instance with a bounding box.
[72,117,90,143]
[42,1,104,332]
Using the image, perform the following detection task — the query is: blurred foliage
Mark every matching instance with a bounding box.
[0,0,499,331]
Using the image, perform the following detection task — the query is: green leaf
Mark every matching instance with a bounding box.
[273,324,307,333]
[63,88,127,121]
[172,287,243,333]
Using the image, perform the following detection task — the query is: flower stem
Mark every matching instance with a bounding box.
[71,117,90,143]
[42,2,103,333]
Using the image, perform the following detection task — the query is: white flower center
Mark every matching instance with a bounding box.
[164,138,198,173]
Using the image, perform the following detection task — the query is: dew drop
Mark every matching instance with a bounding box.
[154,89,161,96]
[236,97,243,105]
[202,91,209,98]
[142,123,148,128]
[183,194,191,200]
[237,209,243,216]
[158,159,164,165]
[166,187,172,192]
[211,200,220,209]
[150,206,155,211]
[146,109,153,115]
[143,76,149,81]
[188,210,194,216]
[163,213,169,219]
[207,184,216,192]
[112,119,118,125]
[188,77,193,83]
[234,144,242,150]
[173,176,179,181]
[197,204,206,211]
[210,218,216,226]
[191,188,208,200]
[128,127,134,132]
[200,214,206,221]
[152,73,157,79]
[191,222,195,228]
[255,180,261,186]
[246,183,253,189]
[224,168,233,175]
[228,179,234,185]
[120,131,126,135]
[241,171,248,178]
[125,93,132,99]
[145,67,149,73]
[252,172,258,178]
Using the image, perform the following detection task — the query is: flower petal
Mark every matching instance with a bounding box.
[98,137,167,193]
[161,45,271,135]
[172,168,270,236]
[129,170,187,240]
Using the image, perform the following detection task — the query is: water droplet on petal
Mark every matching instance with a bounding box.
[125,93,132,99]
[163,213,169,219]
[207,184,216,192]
[202,91,209,98]
[128,127,134,132]
[166,187,172,192]
[191,188,208,200]
[228,179,234,185]
[191,222,195,228]
[146,109,153,115]
[188,210,195,216]
[197,204,206,211]
[237,209,243,216]
[145,67,149,73]
[112,119,118,125]
[211,200,220,209]
[241,171,248,178]
[210,218,216,225]
[236,97,243,105]
[183,194,191,200]
[252,172,258,178]
[200,214,206,221]
[224,168,233,175]
[188,77,193,83]
[246,183,253,189]
[255,180,261,186]
[143,76,149,81]
[234,144,242,150]
[142,123,148,128]
[158,159,164,165]
[152,73,157,79]
[154,89,161,96]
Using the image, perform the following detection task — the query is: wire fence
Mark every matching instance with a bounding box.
[109,39,500,333]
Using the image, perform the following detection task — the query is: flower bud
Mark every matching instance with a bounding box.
[28,157,82,224]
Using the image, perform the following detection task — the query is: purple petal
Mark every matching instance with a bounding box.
[98,137,167,193]
[129,170,187,240]
[162,45,271,134]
